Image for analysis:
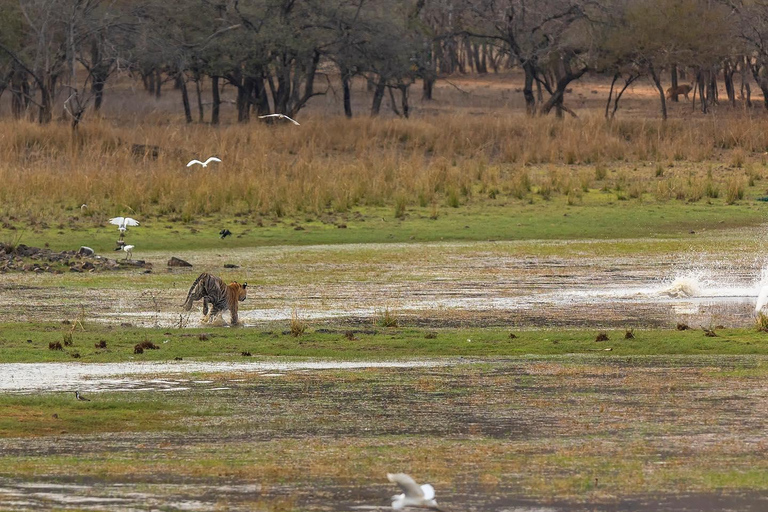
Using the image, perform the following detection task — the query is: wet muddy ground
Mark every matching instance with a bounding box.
[0,239,764,330]
[1,356,767,511]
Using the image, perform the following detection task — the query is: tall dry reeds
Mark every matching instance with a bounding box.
[1,113,767,221]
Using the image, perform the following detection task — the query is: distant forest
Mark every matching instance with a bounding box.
[1,0,767,125]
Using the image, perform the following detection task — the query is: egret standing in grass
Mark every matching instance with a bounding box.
[387,473,442,511]
[258,113,300,126]
[109,216,139,241]
[756,284,768,313]
[186,157,222,168]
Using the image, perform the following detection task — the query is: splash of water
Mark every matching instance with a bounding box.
[659,274,704,298]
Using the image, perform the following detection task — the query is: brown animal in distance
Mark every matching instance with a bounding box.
[666,84,693,100]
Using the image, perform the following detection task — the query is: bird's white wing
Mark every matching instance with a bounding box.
[420,484,435,500]
[204,157,222,165]
[283,115,300,125]
[109,217,125,226]
[124,245,134,250]
[756,285,768,312]
[123,217,140,227]
[258,114,278,119]
[387,473,424,498]
[187,160,203,167]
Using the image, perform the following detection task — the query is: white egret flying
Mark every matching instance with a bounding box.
[387,473,442,511]
[186,157,222,168]
[109,216,140,234]
[258,113,300,126]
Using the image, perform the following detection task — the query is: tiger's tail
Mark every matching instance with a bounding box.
[182,273,207,310]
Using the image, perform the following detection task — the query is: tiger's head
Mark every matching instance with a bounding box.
[226,282,247,310]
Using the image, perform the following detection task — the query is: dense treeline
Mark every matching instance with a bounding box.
[0,0,766,125]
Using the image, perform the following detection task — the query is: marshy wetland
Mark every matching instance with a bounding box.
[3,75,768,511]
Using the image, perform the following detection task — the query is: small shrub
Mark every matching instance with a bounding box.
[48,341,63,351]
[624,328,635,339]
[95,340,107,349]
[424,331,437,339]
[594,164,607,181]
[133,345,144,354]
[62,332,73,347]
[676,322,690,331]
[756,312,768,332]
[290,309,306,337]
[726,178,745,204]
[595,332,609,342]
[71,352,81,359]
[377,307,399,328]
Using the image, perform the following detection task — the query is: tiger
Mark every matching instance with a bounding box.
[182,272,247,325]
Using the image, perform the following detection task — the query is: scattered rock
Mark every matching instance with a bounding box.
[77,246,95,257]
[223,263,239,269]
[168,256,193,267]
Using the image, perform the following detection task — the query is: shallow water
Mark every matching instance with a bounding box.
[0,242,766,329]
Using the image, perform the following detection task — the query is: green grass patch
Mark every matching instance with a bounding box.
[4,323,768,363]
[0,393,195,438]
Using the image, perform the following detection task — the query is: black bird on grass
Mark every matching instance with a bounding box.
[219,229,232,239]
[75,390,90,401]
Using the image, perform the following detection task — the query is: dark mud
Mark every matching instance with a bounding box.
[2,357,767,511]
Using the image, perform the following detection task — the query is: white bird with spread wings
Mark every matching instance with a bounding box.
[387,473,442,511]
[109,216,139,234]
[258,113,300,126]
[186,157,222,168]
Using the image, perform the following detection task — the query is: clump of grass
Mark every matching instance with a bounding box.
[726,178,745,204]
[376,307,399,328]
[595,332,609,342]
[755,312,768,332]
[95,340,107,349]
[624,328,635,339]
[62,332,73,347]
[290,309,306,337]
[48,341,63,351]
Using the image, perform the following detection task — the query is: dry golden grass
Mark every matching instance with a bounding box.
[2,113,768,222]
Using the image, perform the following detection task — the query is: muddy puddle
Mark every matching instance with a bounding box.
[0,360,450,393]
[0,241,765,329]
[2,478,766,511]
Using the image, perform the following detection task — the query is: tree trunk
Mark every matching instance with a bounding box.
[697,70,708,114]
[649,64,668,121]
[340,64,353,118]
[605,73,618,119]
[422,76,434,100]
[211,76,220,125]
[179,74,193,123]
[670,66,679,102]
[741,57,752,108]
[154,68,162,98]
[196,77,204,122]
[522,61,536,115]
[539,66,589,117]
[371,77,386,116]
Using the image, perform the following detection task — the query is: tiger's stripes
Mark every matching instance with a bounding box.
[182,272,247,325]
